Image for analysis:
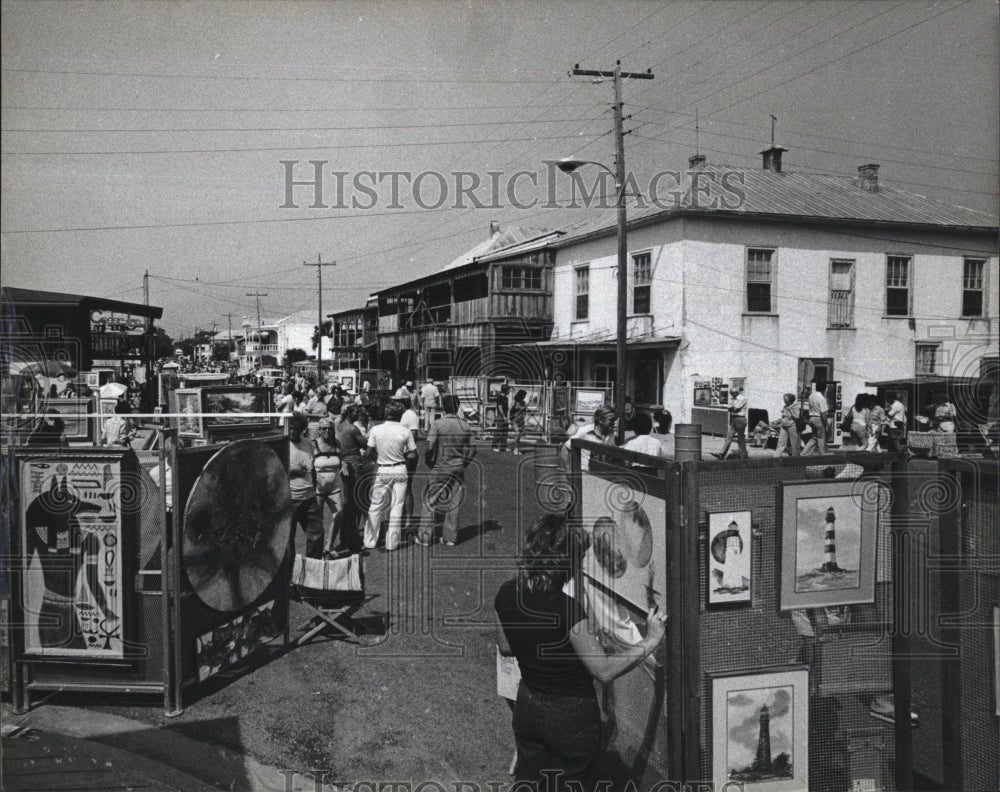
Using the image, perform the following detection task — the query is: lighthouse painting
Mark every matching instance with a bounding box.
[780,480,881,611]
[712,668,809,792]
[707,510,752,606]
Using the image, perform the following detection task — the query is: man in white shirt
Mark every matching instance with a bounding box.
[714,385,749,460]
[396,396,420,532]
[419,378,441,432]
[559,405,618,471]
[363,401,418,551]
[885,392,907,454]
[802,384,831,456]
[622,413,663,460]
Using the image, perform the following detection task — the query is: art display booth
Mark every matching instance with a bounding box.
[561,438,998,791]
[6,433,292,715]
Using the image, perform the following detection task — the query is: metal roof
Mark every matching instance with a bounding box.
[554,163,998,247]
[439,226,553,272]
[2,286,164,319]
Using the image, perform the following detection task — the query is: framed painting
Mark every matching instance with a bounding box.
[707,510,752,608]
[18,452,130,658]
[780,479,881,610]
[711,667,809,792]
[694,387,712,407]
[201,386,272,430]
[84,371,100,388]
[482,405,497,428]
[575,388,605,416]
[40,398,94,443]
[579,470,665,649]
[175,388,203,438]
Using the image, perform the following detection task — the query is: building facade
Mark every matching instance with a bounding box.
[543,152,998,427]
[236,310,334,373]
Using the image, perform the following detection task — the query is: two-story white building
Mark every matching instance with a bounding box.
[237,310,333,374]
[536,147,998,431]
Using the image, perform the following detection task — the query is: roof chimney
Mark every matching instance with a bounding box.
[760,143,788,173]
[857,164,880,192]
[489,221,501,235]
[688,153,706,168]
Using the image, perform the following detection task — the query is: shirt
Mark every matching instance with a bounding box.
[808,390,829,421]
[494,579,594,699]
[622,434,662,457]
[780,402,801,428]
[367,421,417,466]
[729,392,748,419]
[335,420,366,459]
[426,414,474,469]
[420,383,441,409]
[400,408,419,434]
[288,437,315,501]
[888,400,907,428]
[564,423,614,470]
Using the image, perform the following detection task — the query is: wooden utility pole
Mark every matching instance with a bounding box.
[571,61,653,444]
[303,255,336,381]
[223,312,235,360]
[245,290,268,369]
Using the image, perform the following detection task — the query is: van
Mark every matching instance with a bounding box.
[260,368,285,387]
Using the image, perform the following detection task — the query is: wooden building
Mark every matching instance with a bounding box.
[374,226,559,382]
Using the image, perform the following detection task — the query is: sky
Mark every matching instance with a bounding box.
[2,0,997,338]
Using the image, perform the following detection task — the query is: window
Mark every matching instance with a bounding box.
[632,252,652,314]
[886,256,911,316]
[829,259,856,328]
[746,248,775,313]
[501,266,542,290]
[916,343,940,375]
[962,258,986,317]
[575,266,589,320]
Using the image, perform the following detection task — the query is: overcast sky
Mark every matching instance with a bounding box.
[2,0,997,338]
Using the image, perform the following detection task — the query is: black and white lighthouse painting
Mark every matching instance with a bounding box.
[794,496,860,594]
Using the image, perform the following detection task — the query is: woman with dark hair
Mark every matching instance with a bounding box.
[510,388,528,455]
[494,514,667,788]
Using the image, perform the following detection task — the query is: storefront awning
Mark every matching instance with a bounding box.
[508,335,681,352]
[865,375,980,388]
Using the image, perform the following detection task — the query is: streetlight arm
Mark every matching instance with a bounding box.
[556,157,616,178]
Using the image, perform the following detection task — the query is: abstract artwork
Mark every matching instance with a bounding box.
[579,471,665,649]
[19,455,126,658]
[195,599,282,681]
[175,389,203,438]
[183,440,292,612]
[707,510,752,607]
[780,480,880,610]
[711,668,809,792]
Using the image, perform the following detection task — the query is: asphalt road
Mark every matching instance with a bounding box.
[92,441,548,789]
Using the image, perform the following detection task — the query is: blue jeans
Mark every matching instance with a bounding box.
[512,684,600,791]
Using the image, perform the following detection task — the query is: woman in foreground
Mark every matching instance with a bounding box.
[494,514,667,789]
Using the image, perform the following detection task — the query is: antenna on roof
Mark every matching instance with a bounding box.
[770,113,777,146]
[695,108,700,156]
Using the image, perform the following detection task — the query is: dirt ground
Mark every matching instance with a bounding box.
[94,442,547,788]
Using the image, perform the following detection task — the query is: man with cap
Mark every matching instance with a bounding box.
[395,393,420,532]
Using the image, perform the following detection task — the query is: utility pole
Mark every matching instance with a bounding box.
[303,255,336,381]
[245,290,267,370]
[571,61,653,443]
[223,312,235,361]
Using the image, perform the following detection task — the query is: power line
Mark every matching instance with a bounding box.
[1,66,560,84]
[1,117,605,133]
[0,132,597,156]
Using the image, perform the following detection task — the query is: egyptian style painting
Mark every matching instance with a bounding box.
[19,455,126,658]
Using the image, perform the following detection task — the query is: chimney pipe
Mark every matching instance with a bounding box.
[688,153,706,168]
[857,164,880,192]
[760,144,788,173]
[490,221,501,235]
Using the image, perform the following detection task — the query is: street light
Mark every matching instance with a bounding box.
[556,156,629,444]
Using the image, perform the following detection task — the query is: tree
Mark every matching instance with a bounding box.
[284,347,309,365]
[312,320,332,351]
[152,327,175,359]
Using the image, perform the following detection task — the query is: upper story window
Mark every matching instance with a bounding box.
[501,266,542,290]
[632,252,652,314]
[575,266,590,320]
[962,258,986,317]
[746,248,775,313]
[829,259,856,328]
[886,255,912,316]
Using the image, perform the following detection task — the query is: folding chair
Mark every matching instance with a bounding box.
[290,553,376,645]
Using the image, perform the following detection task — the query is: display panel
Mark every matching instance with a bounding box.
[19,454,127,658]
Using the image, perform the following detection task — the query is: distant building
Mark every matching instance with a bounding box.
[374,225,558,382]
[236,310,333,373]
